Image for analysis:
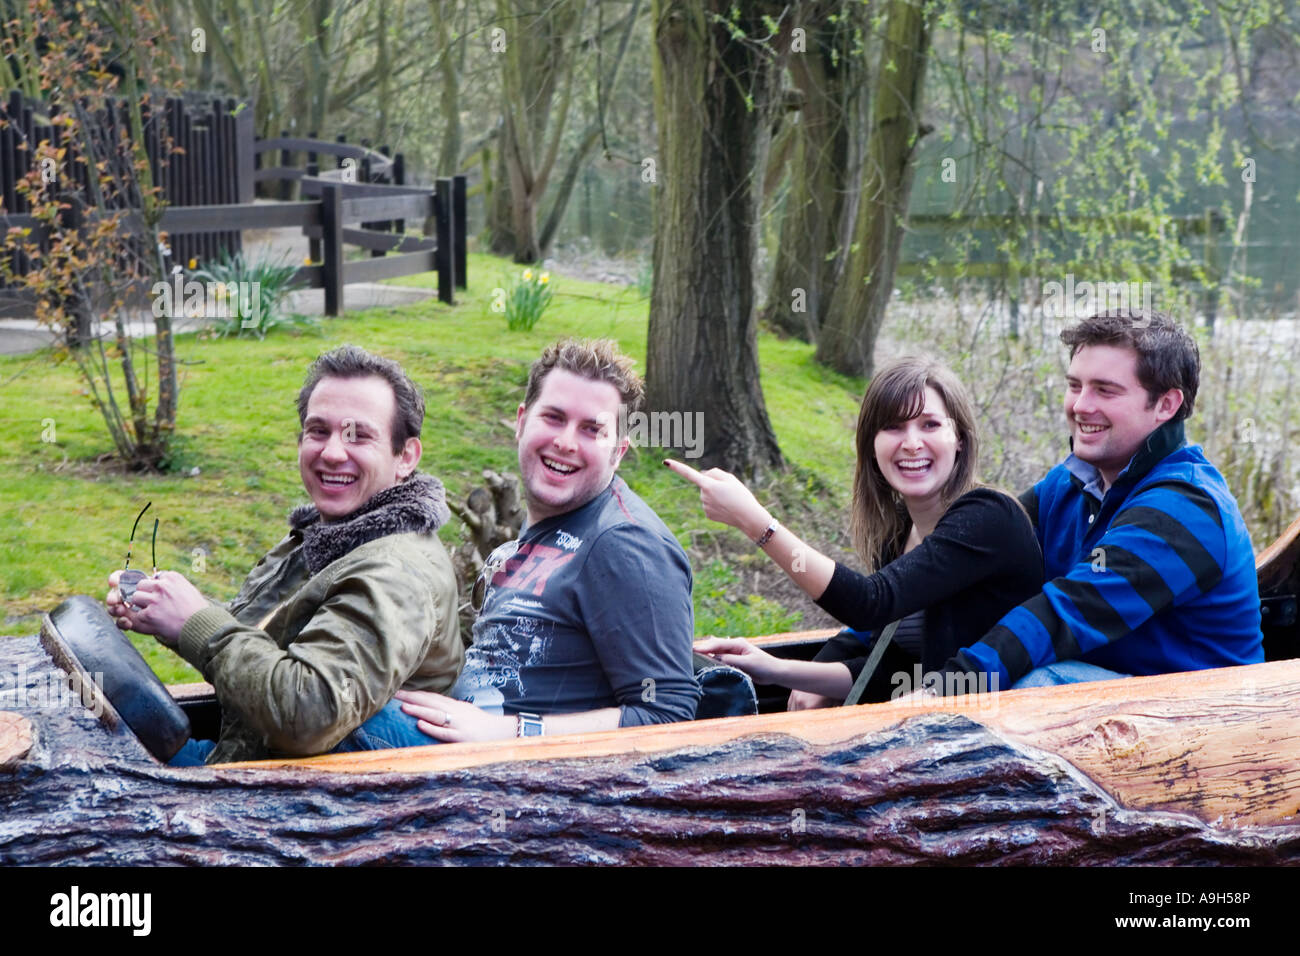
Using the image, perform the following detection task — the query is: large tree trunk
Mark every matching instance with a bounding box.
[374,0,391,145]
[501,108,545,263]
[645,0,785,476]
[760,9,860,342]
[297,0,331,137]
[815,0,929,378]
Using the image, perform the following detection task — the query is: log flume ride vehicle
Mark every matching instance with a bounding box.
[3,516,1299,866]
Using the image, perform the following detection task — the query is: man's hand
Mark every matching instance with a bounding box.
[664,460,771,542]
[105,569,139,631]
[695,637,789,686]
[394,689,516,743]
[106,569,208,648]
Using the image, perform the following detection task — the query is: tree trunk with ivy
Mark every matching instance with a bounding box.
[645,0,785,477]
[434,0,465,178]
[815,0,930,378]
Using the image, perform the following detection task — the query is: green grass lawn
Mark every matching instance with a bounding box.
[0,252,865,681]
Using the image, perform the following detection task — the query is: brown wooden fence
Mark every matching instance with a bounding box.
[0,90,467,323]
[156,175,467,311]
[0,175,466,317]
[0,90,252,278]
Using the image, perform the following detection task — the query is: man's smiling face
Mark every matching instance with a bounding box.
[298,374,420,520]
[515,369,628,524]
[1065,344,1182,489]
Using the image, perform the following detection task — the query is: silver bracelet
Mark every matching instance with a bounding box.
[754,518,779,548]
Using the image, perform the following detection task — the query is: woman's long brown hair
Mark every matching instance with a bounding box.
[849,356,980,571]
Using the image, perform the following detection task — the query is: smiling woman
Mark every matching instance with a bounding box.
[873,394,961,502]
[670,356,1044,706]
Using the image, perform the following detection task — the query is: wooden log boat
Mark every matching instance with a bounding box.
[2,515,1299,866]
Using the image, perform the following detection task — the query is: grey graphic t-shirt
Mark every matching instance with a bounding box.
[449,477,701,726]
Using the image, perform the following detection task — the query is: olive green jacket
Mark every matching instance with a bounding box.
[176,474,462,763]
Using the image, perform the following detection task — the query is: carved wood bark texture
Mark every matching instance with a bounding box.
[3,636,1298,865]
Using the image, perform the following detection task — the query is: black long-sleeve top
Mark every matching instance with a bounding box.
[812,488,1044,695]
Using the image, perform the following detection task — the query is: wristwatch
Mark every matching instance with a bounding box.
[516,711,544,737]
[754,518,779,548]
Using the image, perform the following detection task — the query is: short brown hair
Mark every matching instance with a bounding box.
[1060,310,1199,422]
[850,356,980,571]
[523,339,645,416]
[297,345,424,453]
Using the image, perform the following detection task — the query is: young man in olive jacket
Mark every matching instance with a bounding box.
[106,346,463,764]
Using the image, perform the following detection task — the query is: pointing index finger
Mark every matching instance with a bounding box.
[663,458,708,488]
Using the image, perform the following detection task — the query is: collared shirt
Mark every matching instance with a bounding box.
[1063,454,1106,503]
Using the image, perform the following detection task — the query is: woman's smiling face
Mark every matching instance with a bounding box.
[873,386,962,508]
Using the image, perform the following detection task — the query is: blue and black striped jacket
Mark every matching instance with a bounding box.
[945,419,1263,688]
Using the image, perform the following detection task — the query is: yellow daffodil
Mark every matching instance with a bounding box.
[540,272,550,284]
[188,258,197,269]
[522,269,533,281]
[304,256,312,265]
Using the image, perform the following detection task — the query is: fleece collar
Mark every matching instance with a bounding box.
[288,472,450,575]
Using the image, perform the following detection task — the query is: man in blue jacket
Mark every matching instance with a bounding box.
[939,309,1263,691]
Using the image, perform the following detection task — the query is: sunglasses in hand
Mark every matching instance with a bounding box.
[119,501,158,608]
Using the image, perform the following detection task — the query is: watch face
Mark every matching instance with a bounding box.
[519,713,543,737]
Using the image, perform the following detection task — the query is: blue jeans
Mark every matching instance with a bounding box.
[1012,660,1129,688]
[167,698,438,764]
[168,738,217,766]
[332,698,440,752]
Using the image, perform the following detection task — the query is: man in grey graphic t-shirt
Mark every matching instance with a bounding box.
[388,339,700,742]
